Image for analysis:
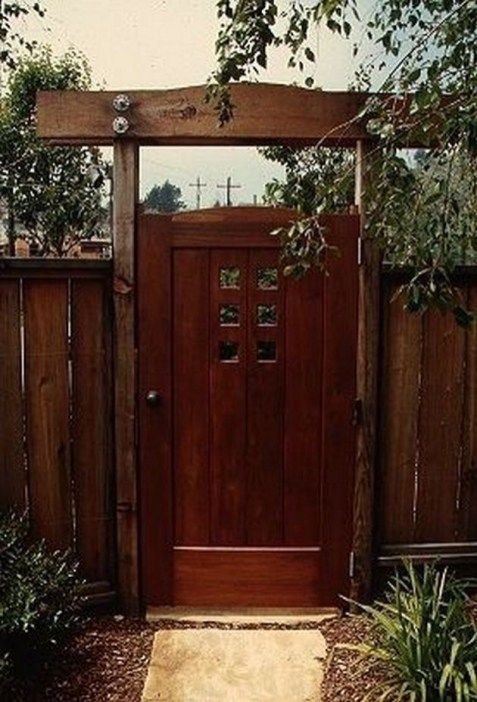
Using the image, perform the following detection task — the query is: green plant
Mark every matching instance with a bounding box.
[0,511,83,685]
[350,561,477,701]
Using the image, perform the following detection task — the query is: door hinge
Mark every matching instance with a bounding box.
[352,398,363,426]
[357,236,363,265]
[349,551,356,579]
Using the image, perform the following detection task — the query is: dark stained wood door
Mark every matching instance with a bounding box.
[138,207,359,607]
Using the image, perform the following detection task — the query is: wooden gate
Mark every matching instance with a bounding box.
[138,207,359,608]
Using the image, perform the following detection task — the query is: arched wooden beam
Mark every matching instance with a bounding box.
[36,83,423,147]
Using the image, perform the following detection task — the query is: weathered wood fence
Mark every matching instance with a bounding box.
[0,259,476,604]
[377,272,477,571]
[0,260,115,605]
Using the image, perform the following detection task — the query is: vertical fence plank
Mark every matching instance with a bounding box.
[459,285,477,541]
[71,279,114,583]
[414,309,466,542]
[0,279,24,509]
[24,279,72,549]
[378,286,422,544]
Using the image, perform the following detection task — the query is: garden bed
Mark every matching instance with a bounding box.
[5,614,387,701]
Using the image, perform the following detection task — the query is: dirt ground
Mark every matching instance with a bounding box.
[5,614,387,701]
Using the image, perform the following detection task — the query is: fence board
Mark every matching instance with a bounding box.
[459,285,477,541]
[24,279,72,549]
[414,309,466,542]
[71,279,114,583]
[0,279,24,509]
[378,287,422,544]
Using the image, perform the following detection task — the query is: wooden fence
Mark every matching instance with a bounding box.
[0,260,115,605]
[1,259,477,605]
[377,271,477,570]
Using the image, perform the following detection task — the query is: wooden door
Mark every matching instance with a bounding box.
[138,207,359,608]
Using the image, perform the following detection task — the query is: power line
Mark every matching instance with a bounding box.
[189,176,207,209]
[217,176,242,207]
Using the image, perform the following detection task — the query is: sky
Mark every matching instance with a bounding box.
[22,0,356,209]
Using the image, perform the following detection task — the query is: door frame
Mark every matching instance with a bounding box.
[137,207,359,608]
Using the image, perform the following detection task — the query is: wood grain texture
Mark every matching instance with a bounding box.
[283,269,324,545]
[351,141,381,602]
[173,249,210,544]
[71,279,114,584]
[245,249,284,545]
[209,249,248,545]
[138,215,173,605]
[36,86,440,148]
[0,279,24,509]
[24,279,71,549]
[378,286,422,544]
[38,85,373,146]
[460,286,477,541]
[173,549,324,607]
[113,140,139,613]
[321,214,359,599]
[414,309,465,542]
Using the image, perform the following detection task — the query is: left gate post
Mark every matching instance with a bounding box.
[113,139,140,613]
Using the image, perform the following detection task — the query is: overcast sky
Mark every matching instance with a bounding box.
[24,1,355,208]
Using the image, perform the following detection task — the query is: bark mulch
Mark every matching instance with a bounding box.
[5,614,389,701]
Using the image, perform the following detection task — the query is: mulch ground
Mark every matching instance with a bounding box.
[5,614,389,701]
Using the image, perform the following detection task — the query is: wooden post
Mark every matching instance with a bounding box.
[113,139,139,613]
[351,139,381,602]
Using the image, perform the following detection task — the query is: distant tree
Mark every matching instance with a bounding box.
[0,46,108,256]
[143,180,185,213]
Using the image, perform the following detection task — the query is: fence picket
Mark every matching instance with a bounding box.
[24,279,72,550]
[71,279,114,583]
[0,280,24,509]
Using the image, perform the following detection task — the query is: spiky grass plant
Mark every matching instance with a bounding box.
[350,561,477,701]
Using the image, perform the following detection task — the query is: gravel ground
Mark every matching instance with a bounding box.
[5,614,389,701]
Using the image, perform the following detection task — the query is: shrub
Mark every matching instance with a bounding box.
[352,561,477,701]
[0,510,84,685]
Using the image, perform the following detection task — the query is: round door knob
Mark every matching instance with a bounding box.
[146,390,161,406]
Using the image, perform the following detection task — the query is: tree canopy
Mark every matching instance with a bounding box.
[0,47,108,256]
[209,0,477,324]
[143,180,186,213]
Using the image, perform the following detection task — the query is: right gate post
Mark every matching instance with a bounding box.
[351,139,381,602]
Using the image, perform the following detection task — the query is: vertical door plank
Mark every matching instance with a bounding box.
[414,309,465,542]
[378,285,422,544]
[246,249,284,545]
[0,279,24,509]
[24,279,71,549]
[174,249,210,544]
[71,279,113,583]
[138,214,173,604]
[457,285,477,541]
[321,215,359,596]
[283,270,324,545]
[209,249,247,545]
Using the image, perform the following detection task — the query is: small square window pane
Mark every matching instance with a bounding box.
[257,341,277,362]
[257,267,278,290]
[220,304,240,326]
[219,341,239,362]
[220,267,240,289]
[257,304,277,326]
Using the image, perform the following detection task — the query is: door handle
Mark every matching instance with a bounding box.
[145,390,161,406]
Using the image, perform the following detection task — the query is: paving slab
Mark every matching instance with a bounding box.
[142,626,327,701]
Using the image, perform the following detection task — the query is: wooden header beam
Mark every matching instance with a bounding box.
[38,83,385,147]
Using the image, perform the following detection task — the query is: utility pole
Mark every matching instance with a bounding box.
[189,176,207,209]
[217,176,242,207]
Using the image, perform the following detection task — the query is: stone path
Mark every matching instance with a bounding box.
[142,613,329,702]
